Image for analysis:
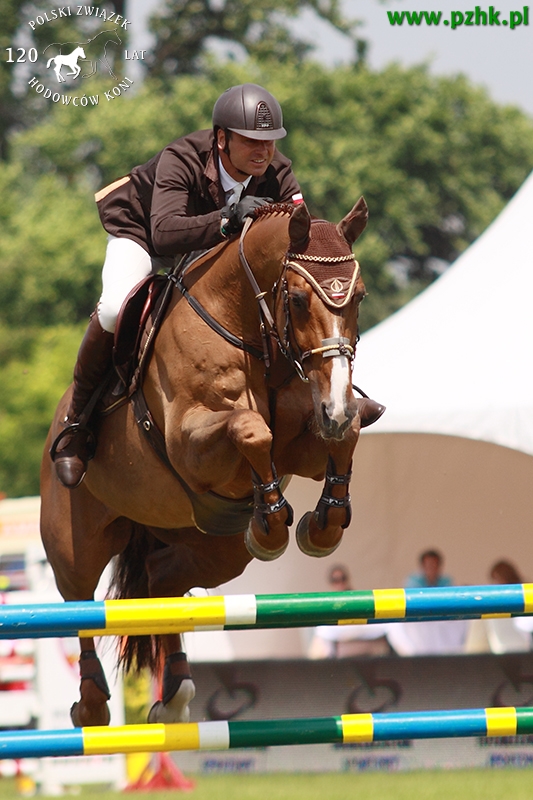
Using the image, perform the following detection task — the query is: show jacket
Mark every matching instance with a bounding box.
[95,129,301,257]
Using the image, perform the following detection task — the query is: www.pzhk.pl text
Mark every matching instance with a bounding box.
[387,6,529,28]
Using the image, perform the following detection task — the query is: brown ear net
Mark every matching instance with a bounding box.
[286,220,361,308]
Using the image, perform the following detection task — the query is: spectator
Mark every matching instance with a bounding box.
[308,565,391,658]
[490,559,523,585]
[465,558,532,653]
[386,549,466,655]
[405,549,453,589]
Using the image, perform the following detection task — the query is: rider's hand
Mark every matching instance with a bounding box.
[220,196,273,237]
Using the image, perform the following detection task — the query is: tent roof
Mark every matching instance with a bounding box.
[354,172,533,456]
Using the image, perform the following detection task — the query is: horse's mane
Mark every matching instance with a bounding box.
[253,203,330,226]
[253,202,294,220]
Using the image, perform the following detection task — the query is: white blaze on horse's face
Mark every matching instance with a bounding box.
[326,318,352,430]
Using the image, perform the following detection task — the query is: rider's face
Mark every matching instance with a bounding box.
[217,130,275,181]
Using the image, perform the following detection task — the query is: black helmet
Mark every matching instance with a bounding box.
[212,83,287,141]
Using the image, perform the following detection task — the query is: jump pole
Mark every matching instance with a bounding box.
[1,707,533,760]
[1,584,533,639]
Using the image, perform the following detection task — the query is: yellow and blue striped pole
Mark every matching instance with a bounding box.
[1,584,533,639]
[1,707,533,759]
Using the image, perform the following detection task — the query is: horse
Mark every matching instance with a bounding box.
[46,47,86,83]
[40,199,383,728]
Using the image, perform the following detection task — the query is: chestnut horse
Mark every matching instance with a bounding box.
[40,199,382,727]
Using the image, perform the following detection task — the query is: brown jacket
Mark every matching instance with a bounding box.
[95,129,301,257]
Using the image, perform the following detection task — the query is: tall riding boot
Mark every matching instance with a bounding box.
[52,313,115,489]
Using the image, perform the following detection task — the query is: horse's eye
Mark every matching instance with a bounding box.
[290,292,308,310]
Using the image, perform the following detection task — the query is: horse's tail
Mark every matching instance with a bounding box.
[46,57,55,68]
[109,522,167,676]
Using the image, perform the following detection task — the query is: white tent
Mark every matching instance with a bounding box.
[354,170,533,456]
[222,173,533,660]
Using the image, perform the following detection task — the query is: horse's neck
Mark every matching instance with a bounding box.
[194,214,289,337]
[242,213,289,279]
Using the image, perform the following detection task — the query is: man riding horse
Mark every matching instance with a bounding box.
[52,83,381,489]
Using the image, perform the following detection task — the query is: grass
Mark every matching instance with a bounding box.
[3,769,533,800]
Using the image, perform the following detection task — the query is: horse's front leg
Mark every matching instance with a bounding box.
[296,428,358,557]
[179,407,293,561]
[226,409,293,561]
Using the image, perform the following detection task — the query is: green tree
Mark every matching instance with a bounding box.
[147,0,364,77]
[0,324,84,496]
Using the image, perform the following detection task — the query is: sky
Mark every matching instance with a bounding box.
[128,0,533,115]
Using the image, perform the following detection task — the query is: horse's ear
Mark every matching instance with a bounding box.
[337,197,368,247]
[288,202,311,251]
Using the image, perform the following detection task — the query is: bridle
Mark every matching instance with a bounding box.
[239,217,361,383]
[171,213,362,385]
[272,260,359,383]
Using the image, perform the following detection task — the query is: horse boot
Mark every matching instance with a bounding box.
[51,313,114,489]
[355,397,386,428]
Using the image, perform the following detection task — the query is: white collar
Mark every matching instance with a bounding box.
[218,158,252,194]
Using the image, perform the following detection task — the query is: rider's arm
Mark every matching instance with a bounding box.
[150,147,225,257]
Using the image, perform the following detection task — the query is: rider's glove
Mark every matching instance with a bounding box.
[220,196,273,238]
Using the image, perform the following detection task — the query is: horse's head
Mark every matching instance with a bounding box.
[274,199,369,440]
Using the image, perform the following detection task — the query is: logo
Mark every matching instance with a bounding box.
[5,5,146,107]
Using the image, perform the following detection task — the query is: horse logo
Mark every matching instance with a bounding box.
[43,29,122,84]
[46,46,85,83]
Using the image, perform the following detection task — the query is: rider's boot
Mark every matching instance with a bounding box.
[52,312,114,489]
[355,397,386,428]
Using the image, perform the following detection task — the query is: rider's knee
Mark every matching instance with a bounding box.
[96,300,118,334]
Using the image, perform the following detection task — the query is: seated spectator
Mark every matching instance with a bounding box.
[490,559,523,585]
[308,565,391,658]
[465,558,532,654]
[386,549,467,656]
[405,549,453,589]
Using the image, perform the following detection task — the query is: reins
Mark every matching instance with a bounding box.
[169,257,265,363]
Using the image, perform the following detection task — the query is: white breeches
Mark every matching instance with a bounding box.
[97,236,161,333]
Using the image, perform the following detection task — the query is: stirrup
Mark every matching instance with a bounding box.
[49,421,96,463]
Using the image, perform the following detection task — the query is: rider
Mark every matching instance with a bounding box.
[52,83,302,489]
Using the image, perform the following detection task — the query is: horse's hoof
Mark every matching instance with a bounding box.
[296,511,343,558]
[147,678,196,724]
[70,700,111,728]
[244,521,288,561]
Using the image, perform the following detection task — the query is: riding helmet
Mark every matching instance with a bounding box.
[212,83,287,140]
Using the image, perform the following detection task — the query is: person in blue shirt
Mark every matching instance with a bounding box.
[405,549,453,588]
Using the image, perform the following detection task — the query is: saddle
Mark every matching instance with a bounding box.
[106,249,212,407]
[114,274,170,391]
